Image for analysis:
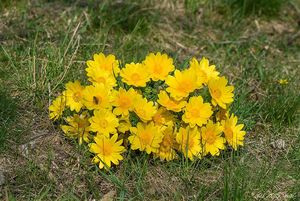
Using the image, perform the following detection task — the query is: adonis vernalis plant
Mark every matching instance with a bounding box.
[49,52,246,169]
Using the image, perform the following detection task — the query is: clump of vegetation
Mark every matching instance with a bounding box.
[88,0,159,35]
[49,52,246,169]
[225,0,288,16]
[0,89,17,152]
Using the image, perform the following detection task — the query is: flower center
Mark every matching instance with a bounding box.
[77,120,86,129]
[140,131,153,146]
[153,65,162,74]
[100,119,108,128]
[178,80,193,93]
[101,144,113,156]
[205,132,216,144]
[153,114,164,125]
[73,92,81,102]
[190,109,200,118]
[212,89,221,99]
[96,76,106,84]
[102,64,113,71]
[136,108,146,117]
[131,73,141,82]
[225,128,233,139]
[119,97,131,109]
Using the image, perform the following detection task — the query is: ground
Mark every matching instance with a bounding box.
[0,0,299,200]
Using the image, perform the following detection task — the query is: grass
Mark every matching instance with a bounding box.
[0,89,17,152]
[224,0,288,17]
[0,0,299,200]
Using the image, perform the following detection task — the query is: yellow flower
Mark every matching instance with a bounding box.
[143,52,175,81]
[82,84,113,110]
[117,115,131,133]
[221,114,246,150]
[182,96,213,127]
[61,112,90,144]
[112,88,138,116]
[65,80,84,112]
[166,69,200,100]
[278,79,288,85]
[49,93,66,120]
[200,121,225,156]
[86,67,116,88]
[156,125,177,161]
[89,109,119,137]
[208,76,234,109]
[189,57,219,85]
[176,126,201,160]
[157,90,187,112]
[86,53,120,75]
[120,62,150,87]
[133,97,157,122]
[89,134,125,169]
[152,107,174,127]
[128,122,163,154]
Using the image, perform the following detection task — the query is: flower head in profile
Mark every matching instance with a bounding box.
[157,90,187,112]
[221,114,246,150]
[65,80,84,112]
[128,122,164,154]
[152,107,174,127]
[176,126,201,160]
[120,62,150,87]
[166,69,200,100]
[208,76,234,109]
[61,112,90,144]
[189,57,219,85]
[86,67,116,88]
[49,93,66,120]
[182,96,213,127]
[90,134,125,169]
[112,88,138,116]
[133,97,157,122]
[200,121,225,156]
[117,115,131,133]
[82,83,113,110]
[143,52,175,81]
[89,109,119,137]
[156,125,177,161]
[86,53,120,75]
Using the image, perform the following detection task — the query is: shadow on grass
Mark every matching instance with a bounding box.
[88,0,160,35]
[0,88,17,152]
[225,0,287,17]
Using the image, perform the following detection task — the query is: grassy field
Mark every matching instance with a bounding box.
[0,0,299,200]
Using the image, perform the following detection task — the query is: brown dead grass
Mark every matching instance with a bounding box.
[144,166,184,198]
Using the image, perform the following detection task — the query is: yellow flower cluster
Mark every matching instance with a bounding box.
[49,52,246,169]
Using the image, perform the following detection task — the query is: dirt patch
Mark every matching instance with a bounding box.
[145,166,184,198]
